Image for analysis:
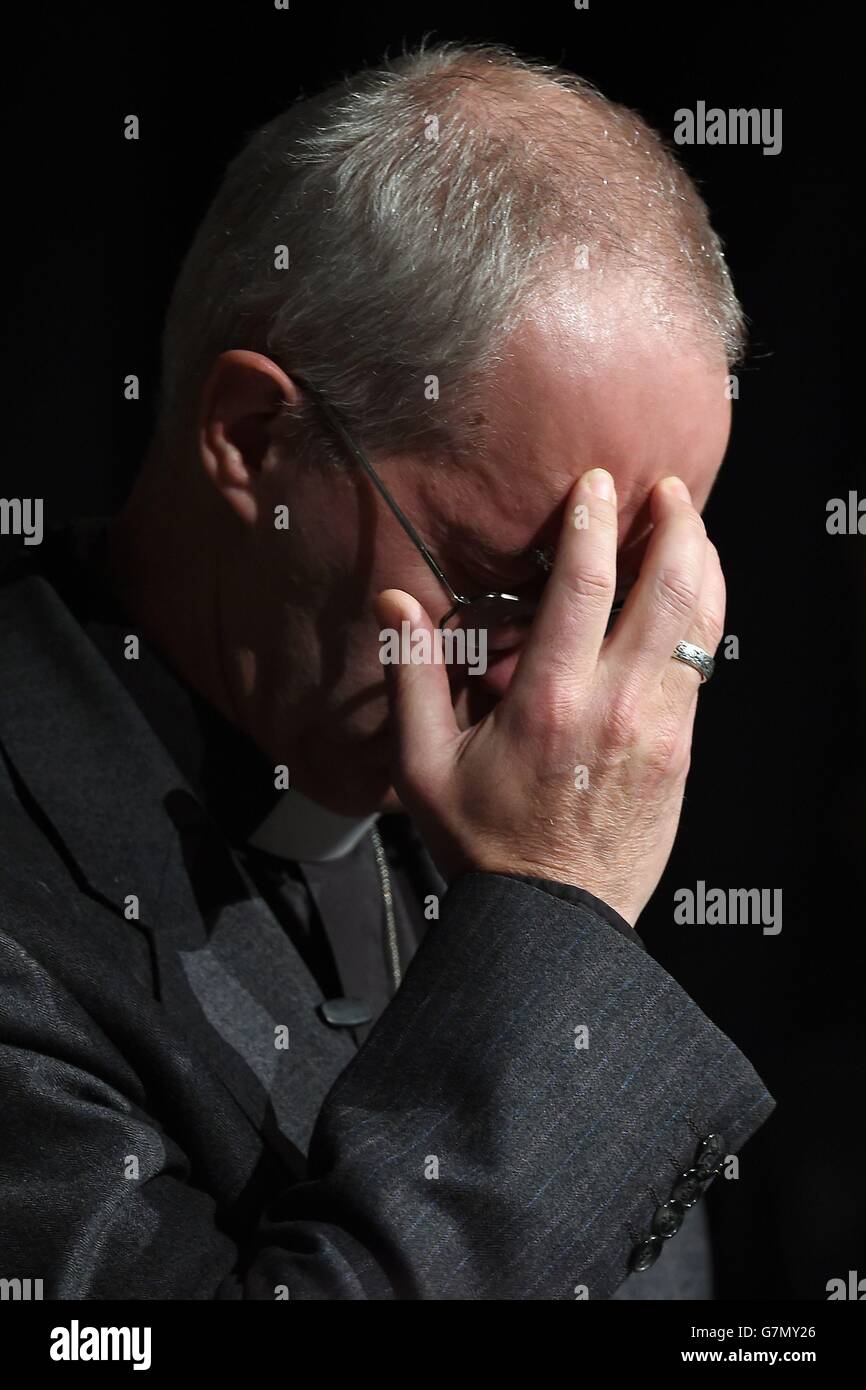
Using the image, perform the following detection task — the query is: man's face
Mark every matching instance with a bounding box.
[251,274,732,814]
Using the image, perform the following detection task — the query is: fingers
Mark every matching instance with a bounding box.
[374,589,459,789]
[662,540,726,700]
[506,468,619,718]
[603,476,708,685]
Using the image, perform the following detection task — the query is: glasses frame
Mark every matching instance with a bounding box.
[293,374,528,631]
[292,376,626,636]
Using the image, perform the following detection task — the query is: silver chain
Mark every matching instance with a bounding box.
[371,824,402,993]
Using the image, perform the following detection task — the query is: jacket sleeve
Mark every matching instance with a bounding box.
[0,872,774,1299]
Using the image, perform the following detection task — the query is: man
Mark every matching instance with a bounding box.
[0,41,773,1298]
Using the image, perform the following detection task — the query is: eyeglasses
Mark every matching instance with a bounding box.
[293,375,549,632]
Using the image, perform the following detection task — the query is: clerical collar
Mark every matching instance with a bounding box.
[247,787,377,863]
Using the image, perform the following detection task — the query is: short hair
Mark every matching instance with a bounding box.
[153,39,745,470]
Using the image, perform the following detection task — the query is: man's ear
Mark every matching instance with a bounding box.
[198,350,300,524]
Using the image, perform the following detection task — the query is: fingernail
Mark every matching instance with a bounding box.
[581,468,615,501]
[660,476,691,502]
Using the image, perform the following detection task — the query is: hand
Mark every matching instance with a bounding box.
[374,469,725,927]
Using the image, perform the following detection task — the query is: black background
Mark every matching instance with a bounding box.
[2,2,862,1299]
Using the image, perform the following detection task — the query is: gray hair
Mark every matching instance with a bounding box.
[153,40,745,471]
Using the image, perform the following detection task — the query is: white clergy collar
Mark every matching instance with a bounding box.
[246,785,378,863]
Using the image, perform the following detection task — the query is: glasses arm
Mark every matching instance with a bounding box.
[294,375,465,607]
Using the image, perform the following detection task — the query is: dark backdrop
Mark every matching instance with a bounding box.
[2,1,861,1300]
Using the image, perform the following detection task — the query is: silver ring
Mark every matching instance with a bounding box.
[671,640,715,683]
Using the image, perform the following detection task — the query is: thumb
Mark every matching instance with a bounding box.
[374,588,459,788]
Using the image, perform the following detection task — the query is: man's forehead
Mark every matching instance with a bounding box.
[464,531,558,579]
[424,284,730,567]
[424,447,654,572]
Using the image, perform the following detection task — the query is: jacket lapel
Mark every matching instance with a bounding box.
[0,572,356,1159]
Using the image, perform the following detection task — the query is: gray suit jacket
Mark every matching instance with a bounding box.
[0,560,774,1298]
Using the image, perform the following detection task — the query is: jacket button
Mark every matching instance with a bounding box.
[652,1200,685,1238]
[671,1168,704,1207]
[629,1237,663,1272]
[694,1133,726,1179]
[319,997,374,1027]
